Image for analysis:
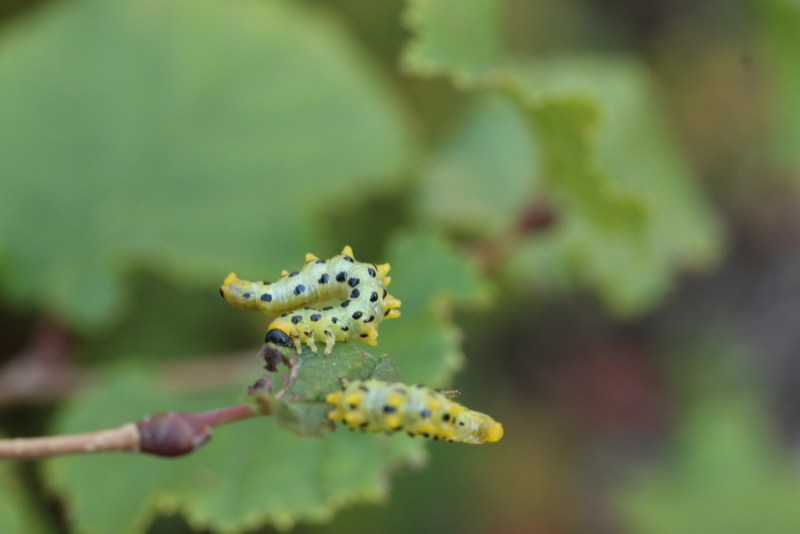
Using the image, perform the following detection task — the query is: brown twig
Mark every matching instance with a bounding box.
[0,424,140,458]
[0,403,263,460]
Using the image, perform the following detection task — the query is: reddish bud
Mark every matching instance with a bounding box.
[137,412,211,457]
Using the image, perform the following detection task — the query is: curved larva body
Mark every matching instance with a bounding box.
[219,246,401,354]
[326,379,504,445]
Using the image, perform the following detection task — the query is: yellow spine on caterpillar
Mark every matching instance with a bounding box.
[219,246,401,354]
[326,379,504,445]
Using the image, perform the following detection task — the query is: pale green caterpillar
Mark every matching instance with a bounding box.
[219,246,401,354]
[326,379,504,445]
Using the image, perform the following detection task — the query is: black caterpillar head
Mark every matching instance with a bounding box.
[264,329,293,348]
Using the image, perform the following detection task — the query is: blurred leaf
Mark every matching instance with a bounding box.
[44,367,427,533]
[757,0,800,179]
[415,95,539,235]
[0,453,50,533]
[376,232,491,385]
[78,273,259,364]
[403,0,505,83]
[509,58,724,313]
[617,394,800,533]
[404,0,723,314]
[0,0,415,330]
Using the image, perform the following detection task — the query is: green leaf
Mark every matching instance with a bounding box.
[757,0,800,180]
[508,58,724,313]
[403,0,723,314]
[375,232,491,385]
[0,0,415,329]
[257,344,402,436]
[0,453,51,533]
[616,395,800,533]
[77,273,260,364]
[415,95,539,235]
[44,367,427,533]
[403,0,505,84]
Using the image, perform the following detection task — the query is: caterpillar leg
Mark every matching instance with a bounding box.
[324,330,336,355]
[360,323,379,346]
[292,334,302,354]
[306,335,319,354]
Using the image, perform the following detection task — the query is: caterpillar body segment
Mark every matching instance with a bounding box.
[219,246,401,354]
[326,379,504,445]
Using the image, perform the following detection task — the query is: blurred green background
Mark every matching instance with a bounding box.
[1,0,799,532]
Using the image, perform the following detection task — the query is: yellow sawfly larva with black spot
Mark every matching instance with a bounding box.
[326,379,504,445]
[219,246,401,354]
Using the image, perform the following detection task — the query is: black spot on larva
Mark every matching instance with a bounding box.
[336,272,347,283]
[360,422,369,429]
[350,289,360,299]
[383,405,397,413]
[343,255,354,263]
[219,288,225,298]
[352,311,363,320]
[291,316,302,324]
[325,330,332,337]
[359,385,369,392]
[242,292,251,299]
[349,403,358,409]
[367,267,376,278]
[323,306,333,311]
[331,317,338,324]
[407,432,415,438]
[420,409,432,419]
[294,284,305,295]
[442,414,451,422]
[341,300,350,308]
[289,271,299,277]
[310,314,321,322]
[364,315,374,323]
[341,326,349,331]
[265,329,292,347]
[315,259,326,264]
[383,289,387,298]
[384,310,391,317]
[261,293,272,302]
[319,273,329,284]
[370,292,378,302]
[280,313,288,318]
[348,278,359,288]
[459,422,465,426]
[304,331,311,337]
[433,436,439,441]
[261,281,271,285]
[360,333,368,338]
[422,433,430,438]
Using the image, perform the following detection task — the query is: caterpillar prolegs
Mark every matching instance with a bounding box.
[326,379,504,445]
[219,246,401,354]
